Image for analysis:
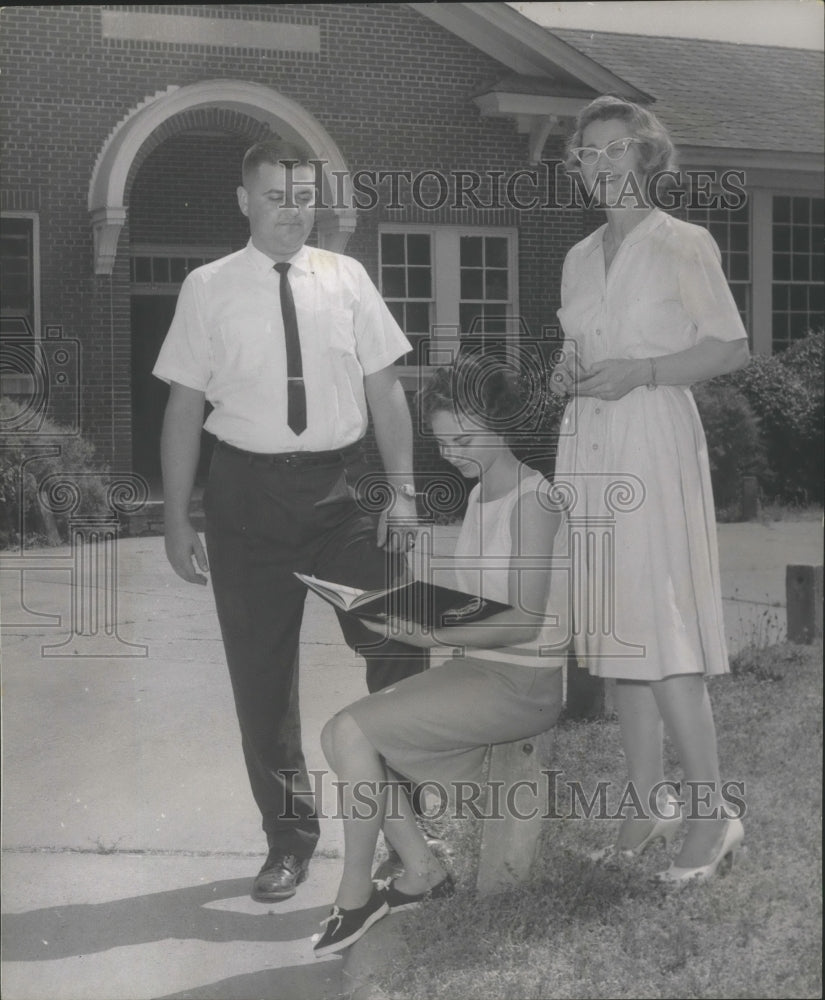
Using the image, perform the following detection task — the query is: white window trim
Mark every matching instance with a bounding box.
[130,244,233,294]
[379,223,520,383]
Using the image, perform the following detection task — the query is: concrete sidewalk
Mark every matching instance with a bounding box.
[1,519,821,999]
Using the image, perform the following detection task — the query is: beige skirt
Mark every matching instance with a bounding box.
[345,655,563,792]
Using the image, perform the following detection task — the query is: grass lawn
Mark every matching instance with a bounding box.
[377,643,823,1000]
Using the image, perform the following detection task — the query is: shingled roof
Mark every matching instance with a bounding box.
[550,28,824,153]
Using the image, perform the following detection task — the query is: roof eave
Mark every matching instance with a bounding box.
[408,1,651,100]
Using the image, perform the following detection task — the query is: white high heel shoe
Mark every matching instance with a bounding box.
[590,795,682,863]
[654,817,744,885]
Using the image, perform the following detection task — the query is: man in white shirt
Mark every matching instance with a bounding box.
[153,139,426,902]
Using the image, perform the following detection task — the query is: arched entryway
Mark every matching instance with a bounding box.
[87,80,356,485]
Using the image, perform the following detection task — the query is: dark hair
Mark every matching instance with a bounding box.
[564,95,676,177]
[241,138,315,185]
[417,355,525,436]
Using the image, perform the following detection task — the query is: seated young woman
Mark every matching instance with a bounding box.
[312,359,570,957]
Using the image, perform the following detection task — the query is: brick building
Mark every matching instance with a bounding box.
[1,3,822,488]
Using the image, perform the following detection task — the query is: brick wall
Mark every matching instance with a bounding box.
[1,3,586,480]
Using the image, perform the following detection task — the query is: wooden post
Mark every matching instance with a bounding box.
[476,729,553,894]
[786,564,823,644]
[741,475,760,521]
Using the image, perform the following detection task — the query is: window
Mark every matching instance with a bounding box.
[682,204,751,333]
[0,214,39,336]
[771,196,824,351]
[380,233,432,364]
[130,246,230,292]
[380,225,519,366]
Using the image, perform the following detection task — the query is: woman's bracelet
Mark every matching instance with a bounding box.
[646,357,658,390]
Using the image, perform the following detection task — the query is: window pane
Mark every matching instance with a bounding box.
[790,312,809,339]
[773,196,790,223]
[407,267,431,298]
[382,267,406,298]
[485,269,508,300]
[381,233,405,264]
[152,258,170,284]
[773,254,791,281]
[772,312,788,339]
[460,236,482,267]
[773,284,789,310]
[729,253,749,282]
[809,282,824,312]
[811,198,824,226]
[482,305,507,335]
[792,197,810,224]
[811,254,824,283]
[405,301,430,333]
[792,226,810,252]
[709,222,727,246]
[773,226,791,252]
[170,258,187,283]
[134,257,152,283]
[406,234,430,265]
[790,285,808,311]
[460,268,483,300]
[485,237,508,268]
[792,255,810,281]
[729,224,749,252]
[387,300,404,326]
[460,303,481,335]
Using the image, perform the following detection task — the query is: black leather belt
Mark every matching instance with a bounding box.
[215,438,363,468]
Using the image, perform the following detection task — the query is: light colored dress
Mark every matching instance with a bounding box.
[555,208,748,680]
[346,469,566,789]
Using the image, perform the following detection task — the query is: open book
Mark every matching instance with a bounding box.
[295,573,511,627]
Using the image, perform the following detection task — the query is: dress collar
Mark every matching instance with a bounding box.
[244,240,314,276]
[583,207,667,259]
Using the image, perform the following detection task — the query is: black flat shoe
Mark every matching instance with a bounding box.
[382,873,455,911]
[252,851,310,902]
[312,886,389,956]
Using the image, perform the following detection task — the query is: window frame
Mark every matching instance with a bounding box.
[0,211,41,339]
[378,223,520,376]
[770,193,825,352]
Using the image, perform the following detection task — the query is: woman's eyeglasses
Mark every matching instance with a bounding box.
[570,137,640,165]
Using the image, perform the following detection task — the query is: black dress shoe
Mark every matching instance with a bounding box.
[252,851,310,902]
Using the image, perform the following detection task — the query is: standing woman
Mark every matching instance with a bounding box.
[551,95,750,883]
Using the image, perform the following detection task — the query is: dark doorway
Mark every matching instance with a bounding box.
[130,295,214,490]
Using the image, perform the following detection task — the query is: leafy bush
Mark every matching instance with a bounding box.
[692,381,767,514]
[715,330,824,503]
[0,397,111,548]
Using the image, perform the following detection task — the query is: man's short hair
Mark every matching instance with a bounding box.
[241,138,315,186]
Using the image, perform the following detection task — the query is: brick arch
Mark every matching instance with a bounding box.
[124,107,274,193]
[88,80,356,274]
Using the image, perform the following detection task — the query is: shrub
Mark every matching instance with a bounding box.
[0,397,112,548]
[713,330,824,504]
[692,381,767,514]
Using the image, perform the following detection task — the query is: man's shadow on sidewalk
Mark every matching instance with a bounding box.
[3,877,343,999]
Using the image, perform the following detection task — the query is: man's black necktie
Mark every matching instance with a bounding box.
[274,262,307,435]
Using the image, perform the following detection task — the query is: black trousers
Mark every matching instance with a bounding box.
[204,442,427,859]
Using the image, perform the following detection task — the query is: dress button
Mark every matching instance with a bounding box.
[592,443,599,450]
[595,407,601,414]
[595,328,602,336]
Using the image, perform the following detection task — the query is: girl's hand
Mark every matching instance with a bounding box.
[358,615,390,635]
[357,614,436,648]
[576,358,648,400]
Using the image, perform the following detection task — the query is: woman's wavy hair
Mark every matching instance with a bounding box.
[417,354,525,438]
[563,95,677,179]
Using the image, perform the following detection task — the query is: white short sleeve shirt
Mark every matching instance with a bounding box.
[152,241,412,452]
